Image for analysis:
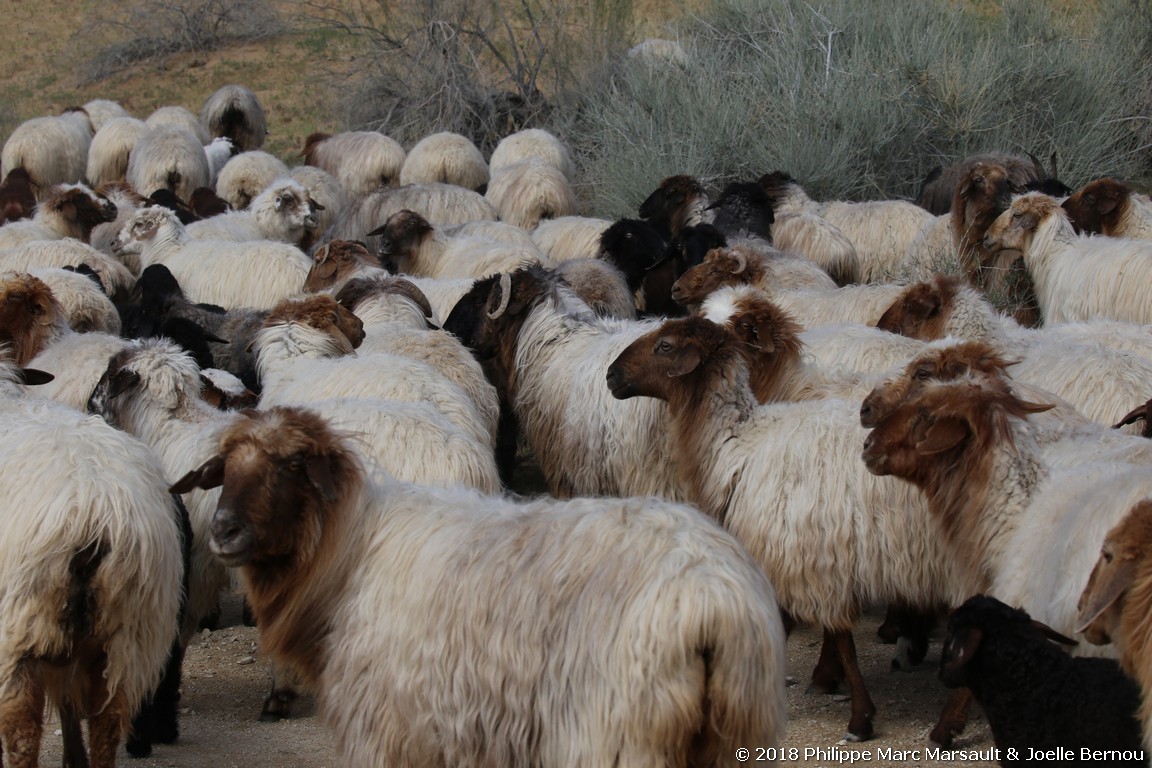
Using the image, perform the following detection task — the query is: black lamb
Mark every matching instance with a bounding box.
[942,595,1143,766]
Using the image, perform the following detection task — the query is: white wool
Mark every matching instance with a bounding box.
[126,127,211,202]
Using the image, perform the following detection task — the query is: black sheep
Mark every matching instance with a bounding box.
[942,595,1144,766]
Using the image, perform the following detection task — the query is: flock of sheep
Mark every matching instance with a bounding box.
[2,79,1152,767]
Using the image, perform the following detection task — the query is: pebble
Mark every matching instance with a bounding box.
[237,656,256,665]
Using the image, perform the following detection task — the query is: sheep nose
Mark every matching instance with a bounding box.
[859,401,874,427]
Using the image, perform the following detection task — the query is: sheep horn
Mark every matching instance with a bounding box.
[487,273,514,320]
[1029,619,1077,647]
[1027,152,1045,178]
[731,250,747,275]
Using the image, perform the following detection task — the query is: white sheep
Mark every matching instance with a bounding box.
[145,105,210,144]
[214,150,290,210]
[531,215,613,263]
[399,131,488,191]
[862,376,1152,659]
[371,208,548,280]
[485,159,578,230]
[288,164,347,245]
[200,84,266,152]
[488,127,576,181]
[0,239,135,298]
[334,275,501,430]
[441,218,538,249]
[170,405,787,767]
[89,180,150,260]
[1,109,93,200]
[82,98,130,132]
[302,130,405,197]
[984,192,1152,325]
[0,183,116,249]
[442,269,684,500]
[125,127,211,202]
[758,171,937,283]
[0,356,183,767]
[203,136,237,187]
[606,314,964,742]
[186,177,320,246]
[877,274,1152,431]
[555,257,637,319]
[770,210,862,285]
[325,182,498,253]
[253,297,495,452]
[85,116,149,188]
[29,266,120,334]
[112,206,311,309]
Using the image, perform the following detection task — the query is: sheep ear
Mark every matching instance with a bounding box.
[199,374,226,409]
[274,195,285,212]
[1077,557,1137,634]
[1096,194,1120,216]
[106,368,142,401]
[170,455,226,494]
[365,224,387,237]
[304,455,338,503]
[941,626,982,676]
[1018,212,1039,231]
[666,345,704,378]
[59,200,79,222]
[1113,403,1149,429]
[916,416,969,455]
[17,367,54,385]
[1030,619,1077,647]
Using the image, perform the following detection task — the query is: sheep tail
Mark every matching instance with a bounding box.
[166,170,182,194]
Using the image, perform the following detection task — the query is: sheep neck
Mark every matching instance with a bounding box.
[1115,195,1152,240]
[1119,568,1152,749]
[243,469,365,689]
[408,230,449,277]
[921,419,1045,592]
[665,349,756,521]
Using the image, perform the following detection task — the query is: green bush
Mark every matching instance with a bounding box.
[561,0,1152,218]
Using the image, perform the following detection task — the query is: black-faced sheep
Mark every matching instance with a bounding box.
[942,595,1143,764]
[170,405,787,768]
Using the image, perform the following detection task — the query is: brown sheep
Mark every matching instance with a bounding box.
[916,153,1042,215]
[1062,177,1152,240]
[0,184,116,249]
[262,293,365,353]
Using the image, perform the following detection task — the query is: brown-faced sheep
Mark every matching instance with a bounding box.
[170,405,787,768]
[0,168,37,223]
[915,152,1042,215]
[1062,177,1152,241]
[637,174,711,240]
[0,184,116,249]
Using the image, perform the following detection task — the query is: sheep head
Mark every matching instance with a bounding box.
[0,167,38,223]
[701,285,803,356]
[954,161,1012,216]
[171,406,362,571]
[638,175,708,237]
[983,193,1062,253]
[114,207,172,255]
[598,218,668,293]
[189,186,232,219]
[1061,178,1130,236]
[940,595,1076,689]
[369,209,433,269]
[89,339,201,426]
[875,275,960,339]
[46,184,118,241]
[755,171,799,208]
[263,294,365,354]
[860,378,1050,488]
[335,275,433,322]
[302,240,377,292]
[255,180,320,236]
[606,315,735,403]
[1077,499,1152,652]
[671,247,748,305]
[0,272,67,364]
[859,339,1019,429]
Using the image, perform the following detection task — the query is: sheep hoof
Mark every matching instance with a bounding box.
[124,735,153,758]
[259,690,297,722]
[805,681,840,695]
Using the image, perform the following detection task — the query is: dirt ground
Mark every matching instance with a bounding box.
[34,597,999,768]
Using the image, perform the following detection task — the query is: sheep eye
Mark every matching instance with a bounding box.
[914,365,933,380]
[1103,551,1114,564]
[656,339,672,353]
[973,175,984,185]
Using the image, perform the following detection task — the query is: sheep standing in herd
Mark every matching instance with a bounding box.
[1062,177,1152,240]
[125,127,211,203]
[0,183,116,249]
[399,131,489,191]
[200,84,267,153]
[0,354,183,768]
[1,108,93,199]
[301,130,406,197]
[170,405,787,768]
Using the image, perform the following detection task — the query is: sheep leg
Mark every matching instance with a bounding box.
[126,636,187,757]
[806,629,844,694]
[832,630,875,742]
[59,703,88,768]
[2,678,45,768]
[885,603,938,671]
[259,663,301,722]
[85,687,128,768]
[929,687,972,748]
